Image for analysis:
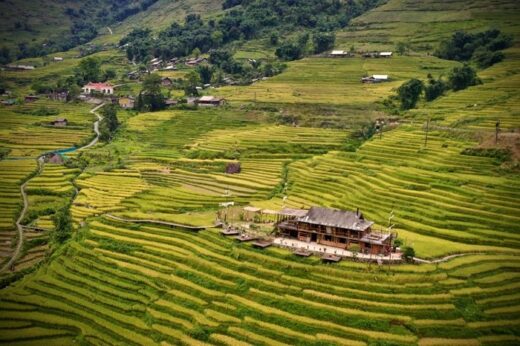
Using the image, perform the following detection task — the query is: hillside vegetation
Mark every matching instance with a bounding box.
[0,0,519,345]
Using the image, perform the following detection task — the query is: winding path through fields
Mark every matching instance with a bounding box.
[0,103,104,273]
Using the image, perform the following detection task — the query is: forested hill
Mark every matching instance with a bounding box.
[0,0,159,63]
[122,0,382,63]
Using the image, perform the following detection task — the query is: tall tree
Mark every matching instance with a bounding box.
[136,74,166,111]
[74,57,102,84]
[397,79,424,110]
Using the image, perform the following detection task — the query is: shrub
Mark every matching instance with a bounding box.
[397,79,424,110]
[403,246,415,261]
[312,32,335,54]
[424,76,447,102]
[448,64,480,91]
[275,42,303,61]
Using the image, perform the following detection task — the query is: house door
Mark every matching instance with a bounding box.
[311,233,317,242]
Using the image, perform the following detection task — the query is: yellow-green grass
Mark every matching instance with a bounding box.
[339,0,520,51]
[281,125,520,254]
[215,55,457,106]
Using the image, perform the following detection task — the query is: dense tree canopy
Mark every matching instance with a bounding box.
[435,29,512,68]
[121,0,381,63]
[397,79,424,110]
[448,64,480,91]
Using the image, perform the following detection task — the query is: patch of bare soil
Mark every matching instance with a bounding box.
[479,130,520,162]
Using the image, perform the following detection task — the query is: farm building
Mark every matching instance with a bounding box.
[118,96,135,109]
[277,207,394,255]
[53,57,63,61]
[161,77,173,87]
[46,153,64,164]
[361,75,389,83]
[6,64,35,71]
[379,51,393,58]
[165,99,178,107]
[197,96,226,107]
[185,57,207,67]
[24,95,40,102]
[50,118,68,127]
[82,82,114,95]
[328,50,352,57]
[225,162,241,174]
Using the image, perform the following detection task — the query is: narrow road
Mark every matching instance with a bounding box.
[413,253,469,264]
[81,103,104,150]
[0,104,104,274]
[106,26,113,35]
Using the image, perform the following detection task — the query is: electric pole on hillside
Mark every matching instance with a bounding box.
[424,117,430,148]
[495,120,501,144]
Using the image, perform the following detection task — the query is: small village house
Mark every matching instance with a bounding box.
[329,50,352,58]
[50,118,68,127]
[185,57,207,67]
[53,57,64,62]
[196,96,226,107]
[165,99,178,107]
[119,96,135,109]
[46,153,64,164]
[6,64,35,71]
[277,207,394,255]
[161,77,173,87]
[24,95,40,103]
[82,82,114,95]
[361,75,389,83]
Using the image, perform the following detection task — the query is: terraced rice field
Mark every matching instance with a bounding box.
[1,217,519,345]
[0,100,95,275]
[284,125,520,257]
[1,0,519,343]
[0,100,95,157]
[0,159,36,267]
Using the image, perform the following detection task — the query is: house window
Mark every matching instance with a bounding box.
[324,235,332,241]
[339,238,346,244]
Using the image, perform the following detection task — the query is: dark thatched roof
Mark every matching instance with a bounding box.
[298,207,373,231]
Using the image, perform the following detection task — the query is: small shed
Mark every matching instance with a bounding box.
[197,96,226,107]
[379,52,393,58]
[25,95,40,103]
[165,99,178,107]
[225,162,241,174]
[53,57,64,62]
[361,75,389,83]
[161,77,173,87]
[329,50,351,57]
[50,118,68,127]
[47,153,64,164]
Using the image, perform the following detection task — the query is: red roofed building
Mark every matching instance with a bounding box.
[82,82,114,95]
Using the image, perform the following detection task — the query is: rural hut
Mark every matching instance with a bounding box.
[50,118,68,127]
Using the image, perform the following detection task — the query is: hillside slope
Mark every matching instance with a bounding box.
[0,0,519,345]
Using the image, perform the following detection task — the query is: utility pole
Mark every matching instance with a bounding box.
[424,117,430,148]
[495,120,500,145]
